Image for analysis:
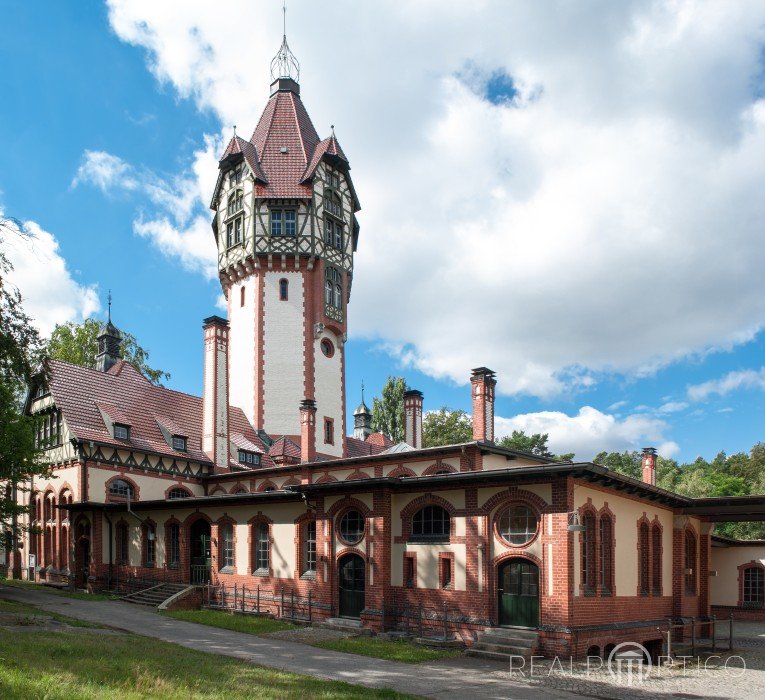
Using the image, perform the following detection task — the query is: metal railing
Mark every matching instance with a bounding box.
[203,582,323,622]
[380,601,485,641]
[663,616,734,658]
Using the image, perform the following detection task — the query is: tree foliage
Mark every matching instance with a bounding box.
[497,430,554,458]
[0,217,47,540]
[46,318,170,385]
[370,376,407,443]
[423,408,473,447]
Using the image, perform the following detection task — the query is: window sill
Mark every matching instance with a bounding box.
[582,587,596,598]
[219,566,235,575]
[408,538,449,545]
[300,570,316,581]
[252,568,270,577]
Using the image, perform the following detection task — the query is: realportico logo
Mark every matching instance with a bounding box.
[509,644,747,686]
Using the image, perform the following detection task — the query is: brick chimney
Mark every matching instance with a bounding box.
[300,399,317,463]
[403,389,423,449]
[641,447,657,486]
[471,367,497,443]
[202,316,230,470]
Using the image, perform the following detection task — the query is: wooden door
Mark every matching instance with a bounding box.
[338,554,365,618]
[498,559,539,627]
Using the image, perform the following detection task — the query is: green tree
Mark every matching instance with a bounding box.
[47,318,169,385]
[0,217,48,544]
[592,451,642,479]
[497,430,554,458]
[423,408,473,447]
[370,376,406,443]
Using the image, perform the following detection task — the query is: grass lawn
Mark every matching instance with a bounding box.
[1,579,119,601]
[0,628,414,699]
[163,608,298,634]
[0,597,101,629]
[314,637,461,664]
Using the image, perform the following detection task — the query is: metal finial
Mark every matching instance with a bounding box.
[270,0,300,82]
[361,380,365,403]
[233,124,237,137]
[331,124,335,138]
[107,290,112,323]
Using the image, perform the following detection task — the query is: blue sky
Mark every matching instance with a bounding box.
[3,1,765,463]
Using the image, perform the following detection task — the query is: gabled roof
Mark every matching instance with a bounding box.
[269,435,301,460]
[345,434,391,458]
[301,134,360,212]
[219,135,268,183]
[39,359,273,469]
[250,88,320,199]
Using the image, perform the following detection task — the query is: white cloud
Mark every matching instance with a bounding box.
[687,367,765,401]
[496,406,679,461]
[102,0,765,398]
[658,401,689,414]
[1,214,100,336]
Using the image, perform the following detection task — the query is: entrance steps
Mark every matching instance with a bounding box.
[121,583,190,608]
[319,617,372,635]
[467,627,539,662]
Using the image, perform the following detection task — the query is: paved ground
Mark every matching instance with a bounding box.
[4,584,765,699]
[0,585,573,700]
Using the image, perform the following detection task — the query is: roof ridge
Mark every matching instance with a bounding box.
[289,92,308,163]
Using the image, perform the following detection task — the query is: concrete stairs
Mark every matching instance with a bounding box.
[467,627,539,662]
[121,583,190,608]
[319,617,372,635]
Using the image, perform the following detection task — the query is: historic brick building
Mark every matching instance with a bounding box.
[5,33,765,657]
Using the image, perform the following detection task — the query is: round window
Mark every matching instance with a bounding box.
[498,505,538,546]
[339,510,364,544]
[321,339,334,358]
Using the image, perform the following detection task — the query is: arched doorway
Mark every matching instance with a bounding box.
[75,538,90,588]
[338,553,365,618]
[497,558,539,627]
[190,519,211,584]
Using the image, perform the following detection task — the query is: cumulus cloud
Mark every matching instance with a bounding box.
[1,213,100,335]
[496,406,679,461]
[687,367,765,401]
[101,0,765,399]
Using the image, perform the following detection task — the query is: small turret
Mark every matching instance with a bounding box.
[353,384,372,441]
[96,292,122,372]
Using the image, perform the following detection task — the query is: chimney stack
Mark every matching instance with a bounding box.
[641,447,657,486]
[471,367,497,443]
[202,316,230,470]
[403,389,423,449]
[300,399,317,463]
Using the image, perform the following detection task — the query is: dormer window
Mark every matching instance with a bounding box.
[172,435,187,452]
[35,410,62,448]
[238,450,261,466]
[113,424,130,440]
[229,163,243,185]
[270,208,296,237]
[168,488,191,500]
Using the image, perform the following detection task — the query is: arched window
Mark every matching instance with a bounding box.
[743,566,765,606]
[685,529,697,595]
[302,520,316,575]
[497,505,538,546]
[59,526,69,569]
[253,522,269,573]
[638,522,650,596]
[279,278,288,301]
[219,523,234,571]
[599,515,614,596]
[339,510,365,545]
[411,505,450,542]
[167,524,180,568]
[143,523,156,567]
[651,524,662,596]
[324,267,343,310]
[108,479,134,500]
[168,488,190,500]
[116,523,129,565]
[581,512,596,594]
[240,286,245,307]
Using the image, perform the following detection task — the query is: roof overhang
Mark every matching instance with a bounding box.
[682,496,765,522]
[60,491,302,513]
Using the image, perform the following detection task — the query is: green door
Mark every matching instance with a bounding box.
[190,520,211,584]
[338,554,365,618]
[498,559,539,627]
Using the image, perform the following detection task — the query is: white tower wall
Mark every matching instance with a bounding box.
[314,328,344,457]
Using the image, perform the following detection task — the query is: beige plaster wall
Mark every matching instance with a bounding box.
[710,545,765,607]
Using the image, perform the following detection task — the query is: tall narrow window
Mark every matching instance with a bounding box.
[685,529,697,595]
[116,523,129,565]
[638,522,650,596]
[168,524,180,567]
[271,209,282,236]
[651,524,662,595]
[219,523,234,571]
[581,512,596,595]
[254,522,269,572]
[285,209,296,236]
[234,217,242,244]
[440,556,452,590]
[324,267,343,310]
[144,524,156,567]
[324,417,334,445]
[279,278,288,301]
[743,567,765,606]
[303,520,316,575]
[599,515,613,596]
[240,286,245,307]
[405,555,416,588]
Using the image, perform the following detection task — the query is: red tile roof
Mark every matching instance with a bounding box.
[269,435,301,460]
[46,359,273,469]
[220,135,268,183]
[345,435,391,458]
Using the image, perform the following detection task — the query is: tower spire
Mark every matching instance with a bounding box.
[270,0,300,83]
[107,289,112,323]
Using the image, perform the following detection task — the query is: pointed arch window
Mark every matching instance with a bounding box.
[324,266,343,310]
[253,522,269,573]
[638,522,650,596]
[116,523,129,565]
[599,515,614,596]
[581,512,596,595]
[651,524,662,595]
[143,523,156,568]
[167,523,180,568]
[685,529,697,595]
